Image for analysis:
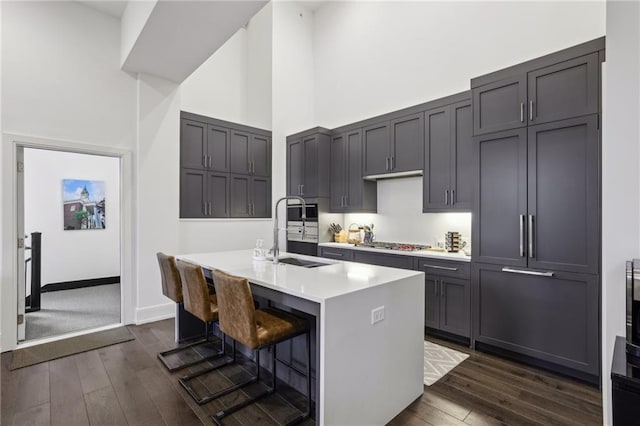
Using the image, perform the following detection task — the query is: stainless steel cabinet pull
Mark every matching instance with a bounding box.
[386,157,390,171]
[501,267,554,277]
[528,214,534,258]
[300,185,304,196]
[324,251,343,257]
[520,102,524,122]
[423,264,458,272]
[298,184,302,195]
[529,100,534,121]
[208,202,212,216]
[251,161,255,173]
[208,156,212,168]
[390,156,394,170]
[444,190,449,205]
[451,189,455,205]
[519,214,525,257]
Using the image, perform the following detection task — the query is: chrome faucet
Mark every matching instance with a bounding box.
[271,196,306,264]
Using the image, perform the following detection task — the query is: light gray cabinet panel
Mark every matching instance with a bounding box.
[390,113,424,172]
[424,107,451,211]
[527,53,599,125]
[230,174,250,218]
[473,129,528,267]
[473,75,527,135]
[450,102,473,210]
[207,125,230,172]
[473,263,599,375]
[230,131,251,174]
[207,172,229,217]
[251,135,271,177]
[180,168,206,218]
[181,120,207,169]
[363,122,390,176]
[527,115,599,274]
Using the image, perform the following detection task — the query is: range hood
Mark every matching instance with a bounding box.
[363,170,423,181]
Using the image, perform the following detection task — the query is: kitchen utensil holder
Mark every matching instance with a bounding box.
[334,231,348,243]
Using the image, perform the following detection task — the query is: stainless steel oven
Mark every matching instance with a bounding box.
[287,203,318,222]
[287,203,318,256]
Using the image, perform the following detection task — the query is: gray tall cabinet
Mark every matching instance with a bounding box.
[180,112,272,218]
[471,37,604,382]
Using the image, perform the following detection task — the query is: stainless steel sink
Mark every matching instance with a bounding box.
[277,257,330,268]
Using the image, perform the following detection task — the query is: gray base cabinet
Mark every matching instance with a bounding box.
[317,247,354,261]
[472,262,599,376]
[352,251,414,270]
[180,112,271,218]
[415,258,471,338]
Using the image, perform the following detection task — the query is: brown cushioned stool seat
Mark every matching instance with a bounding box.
[156,253,226,372]
[255,308,308,347]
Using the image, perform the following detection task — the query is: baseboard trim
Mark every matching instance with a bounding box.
[135,303,175,325]
[41,276,120,293]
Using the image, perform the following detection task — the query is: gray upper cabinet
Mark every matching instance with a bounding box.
[390,113,424,172]
[286,129,331,198]
[207,125,230,172]
[329,129,376,213]
[363,114,424,176]
[473,263,599,376]
[181,120,207,169]
[473,75,527,136]
[363,122,390,176]
[527,53,599,125]
[423,96,473,213]
[180,168,207,218]
[251,135,271,177]
[287,137,304,197]
[424,107,451,211]
[230,130,251,174]
[207,172,229,217]
[180,112,271,219]
[472,128,528,267]
[527,115,599,274]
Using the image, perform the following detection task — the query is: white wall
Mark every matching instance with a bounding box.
[602,2,640,424]
[1,1,136,349]
[24,149,120,285]
[313,1,606,128]
[1,1,136,147]
[247,2,272,130]
[344,177,471,247]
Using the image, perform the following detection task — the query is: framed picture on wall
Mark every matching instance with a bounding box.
[62,179,105,230]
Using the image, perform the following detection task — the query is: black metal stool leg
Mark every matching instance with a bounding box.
[157,320,225,372]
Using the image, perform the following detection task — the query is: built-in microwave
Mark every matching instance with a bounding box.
[287,203,318,222]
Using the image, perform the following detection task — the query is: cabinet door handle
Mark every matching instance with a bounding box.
[203,155,206,167]
[385,157,389,171]
[203,202,206,215]
[528,214,534,258]
[444,190,449,205]
[529,100,534,121]
[390,156,394,170]
[423,264,458,272]
[519,214,525,257]
[520,102,524,123]
[208,156,212,168]
[451,189,455,205]
[251,161,255,173]
[324,251,343,257]
[502,267,554,277]
[207,202,212,216]
[300,185,304,196]
[298,184,301,196]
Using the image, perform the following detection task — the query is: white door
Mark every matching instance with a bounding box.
[17,146,26,341]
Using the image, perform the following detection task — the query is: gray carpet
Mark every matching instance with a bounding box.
[11,326,134,370]
[25,283,121,341]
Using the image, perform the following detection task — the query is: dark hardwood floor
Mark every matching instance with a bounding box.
[1,320,602,426]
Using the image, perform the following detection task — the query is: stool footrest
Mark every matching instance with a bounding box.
[157,336,223,372]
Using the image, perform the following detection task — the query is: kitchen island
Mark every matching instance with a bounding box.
[175,250,425,425]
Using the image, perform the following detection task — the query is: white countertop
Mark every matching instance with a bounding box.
[319,242,472,262]
[176,250,424,304]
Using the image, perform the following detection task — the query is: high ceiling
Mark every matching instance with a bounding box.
[77,1,128,18]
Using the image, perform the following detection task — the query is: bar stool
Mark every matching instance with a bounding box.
[156,253,224,372]
[210,269,311,425]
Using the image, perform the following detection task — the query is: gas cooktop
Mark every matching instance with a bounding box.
[353,241,431,252]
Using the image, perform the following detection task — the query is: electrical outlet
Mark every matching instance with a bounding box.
[371,306,385,324]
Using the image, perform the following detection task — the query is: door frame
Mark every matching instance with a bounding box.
[1,133,134,351]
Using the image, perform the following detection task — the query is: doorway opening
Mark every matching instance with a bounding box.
[17,146,122,343]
